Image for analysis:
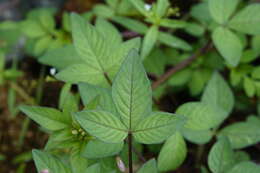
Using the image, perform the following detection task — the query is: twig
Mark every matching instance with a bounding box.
[133,146,146,163]
[152,41,212,90]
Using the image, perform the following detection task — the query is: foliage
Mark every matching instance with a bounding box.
[1,0,260,172]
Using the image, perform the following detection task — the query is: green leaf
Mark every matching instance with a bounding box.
[129,0,149,17]
[78,83,117,114]
[20,20,46,38]
[95,18,122,46]
[160,19,187,29]
[74,110,128,143]
[55,64,107,86]
[137,159,157,173]
[168,68,192,86]
[39,45,83,70]
[133,112,185,144]
[34,36,52,55]
[156,0,170,18]
[70,149,89,173]
[82,140,124,159]
[208,0,240,24]
[112,16,148,34]
[93,5,114,18]
[32,150,71,173]
[191,2,212,25]
[181,128,213,144]
[144,49,167,75]
[158,132,187,171]
[252,35,260,55]
[19,105,69,131]
[243,77,256,97]
[229,4,260,35]
[202,72,234,116]
[176,102,225,130]
[112,50,152,129]
[227,161,260,173]
[158,32,192,51]
[219,121,260,149]
[251,67,260,80]
[212,27,242,67]
[208,137,235,173]
[141,25,159,59]
[85,163,101,173]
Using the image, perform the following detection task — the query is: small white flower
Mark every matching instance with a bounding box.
[50,68,57,76]
[116,156,126,172]
[144,4,152,11]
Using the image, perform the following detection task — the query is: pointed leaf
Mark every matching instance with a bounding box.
[112,49,152,129]
[229,4,260,35]
[133,112,185,144]
[227,161,260,173]
[74,110,128,143]
[219,121,260,149]
[208,137,235,173]
[208,0,240,24]
[212,27,242,67]
[176,102,225,130]
[158,132,187,171]
[32,150,71,173]
[141,25,158,59]
[137,159,157,173]
[19,105,68,131]
[202,72,234,116]
[85,163,101,173]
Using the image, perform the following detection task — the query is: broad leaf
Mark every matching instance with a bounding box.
[32,150,71,173]
[229,4,260,35]
[208,137,235,173]
[208,0,240,24]
[176,102,225,130]
[85,163,101,173]
[137,159,157,173]
[202,72,234,116]
[158,132,187,171]
[212,27,242,67]
[70,149,89,173]
[133,112,185,144]
[227,161,260,173]
[129,0,149,17]
[39,45,82,70]
[19,105,69,131]
[82,140,124,159]
[78,83,117,114]
[219,121,260,149]
[112,50,152,129]
[181,128,213,144]
[74,110,128,143]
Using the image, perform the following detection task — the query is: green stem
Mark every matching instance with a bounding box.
[196,145,205,168]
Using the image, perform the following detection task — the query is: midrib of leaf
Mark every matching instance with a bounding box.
[129,60,134,130]
[82,117,127,132]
